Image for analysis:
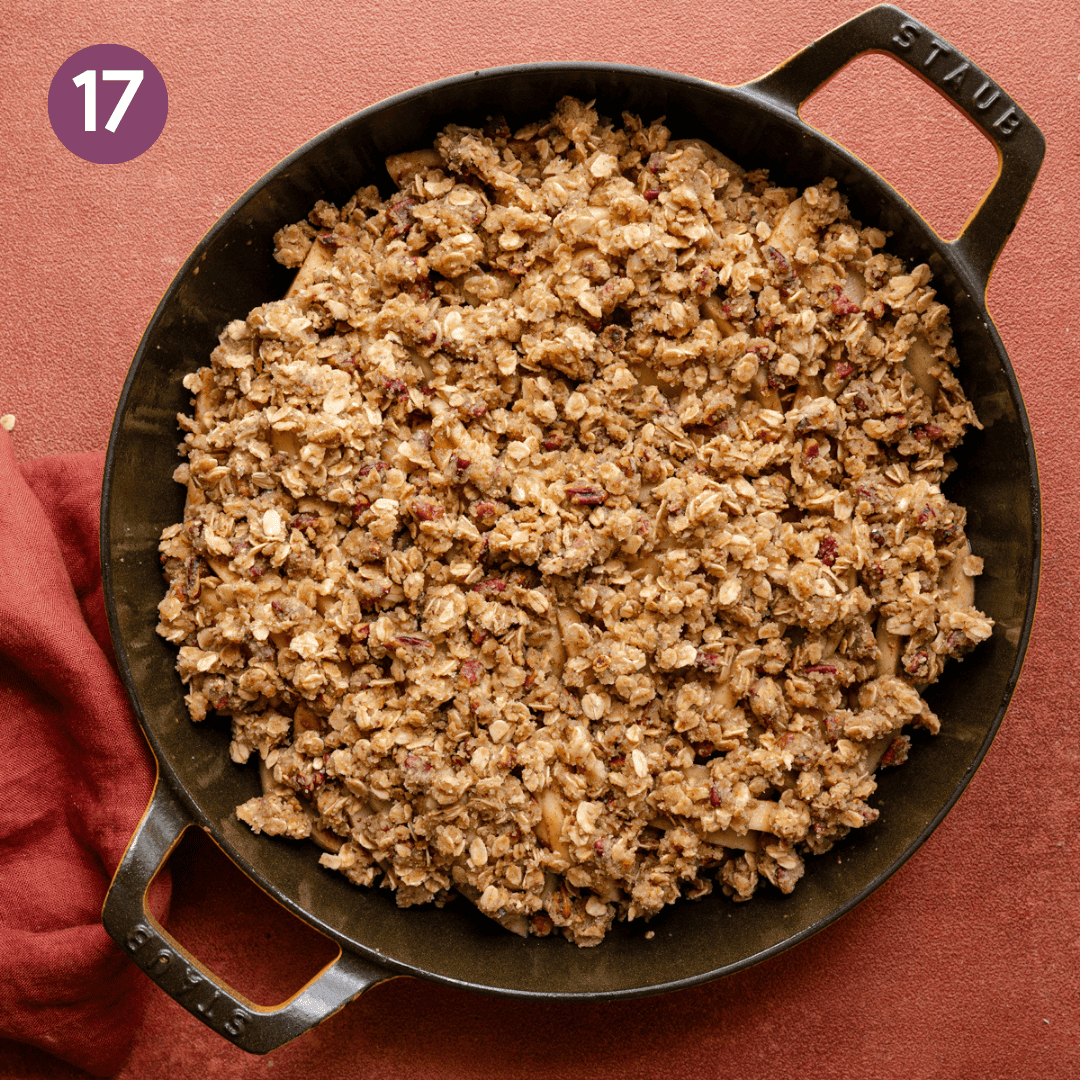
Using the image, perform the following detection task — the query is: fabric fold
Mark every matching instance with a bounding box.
[0,433,164,1077]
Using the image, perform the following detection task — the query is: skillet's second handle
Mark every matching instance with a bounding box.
[103,781,392,1053]
[748,4,1045,291]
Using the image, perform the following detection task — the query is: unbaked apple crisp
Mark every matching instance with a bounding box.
[156,97,992,946]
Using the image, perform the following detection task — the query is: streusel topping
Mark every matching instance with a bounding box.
[157,97,991,945]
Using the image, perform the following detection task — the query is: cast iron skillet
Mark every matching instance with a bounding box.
[101,4,1043,1053]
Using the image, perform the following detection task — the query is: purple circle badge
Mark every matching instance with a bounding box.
[48,44,168,164]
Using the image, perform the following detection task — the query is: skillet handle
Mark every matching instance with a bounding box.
[102,780,392,1053]
[747,3,1045,291]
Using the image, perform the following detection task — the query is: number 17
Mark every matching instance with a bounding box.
[71,69,144,132]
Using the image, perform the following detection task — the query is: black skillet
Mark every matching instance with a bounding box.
[101,4,1044,1053]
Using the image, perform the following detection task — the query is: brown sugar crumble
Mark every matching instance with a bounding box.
[156,97,992,946]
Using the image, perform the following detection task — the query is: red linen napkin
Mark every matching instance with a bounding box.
[0,431,163,1077]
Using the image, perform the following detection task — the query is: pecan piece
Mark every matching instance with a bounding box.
[565,482,607,506]
[411,499,444,522]
[817,535,839,566]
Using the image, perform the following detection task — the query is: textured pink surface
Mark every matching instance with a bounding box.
[1,0,1078,1076]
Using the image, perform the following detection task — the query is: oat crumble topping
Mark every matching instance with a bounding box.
[156,98,992,946]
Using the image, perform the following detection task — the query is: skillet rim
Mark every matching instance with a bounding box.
[100,55,1042,1002]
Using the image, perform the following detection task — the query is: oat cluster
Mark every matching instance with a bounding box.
[157,98,992,946]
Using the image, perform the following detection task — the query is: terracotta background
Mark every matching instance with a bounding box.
[1,0,1078,1076]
